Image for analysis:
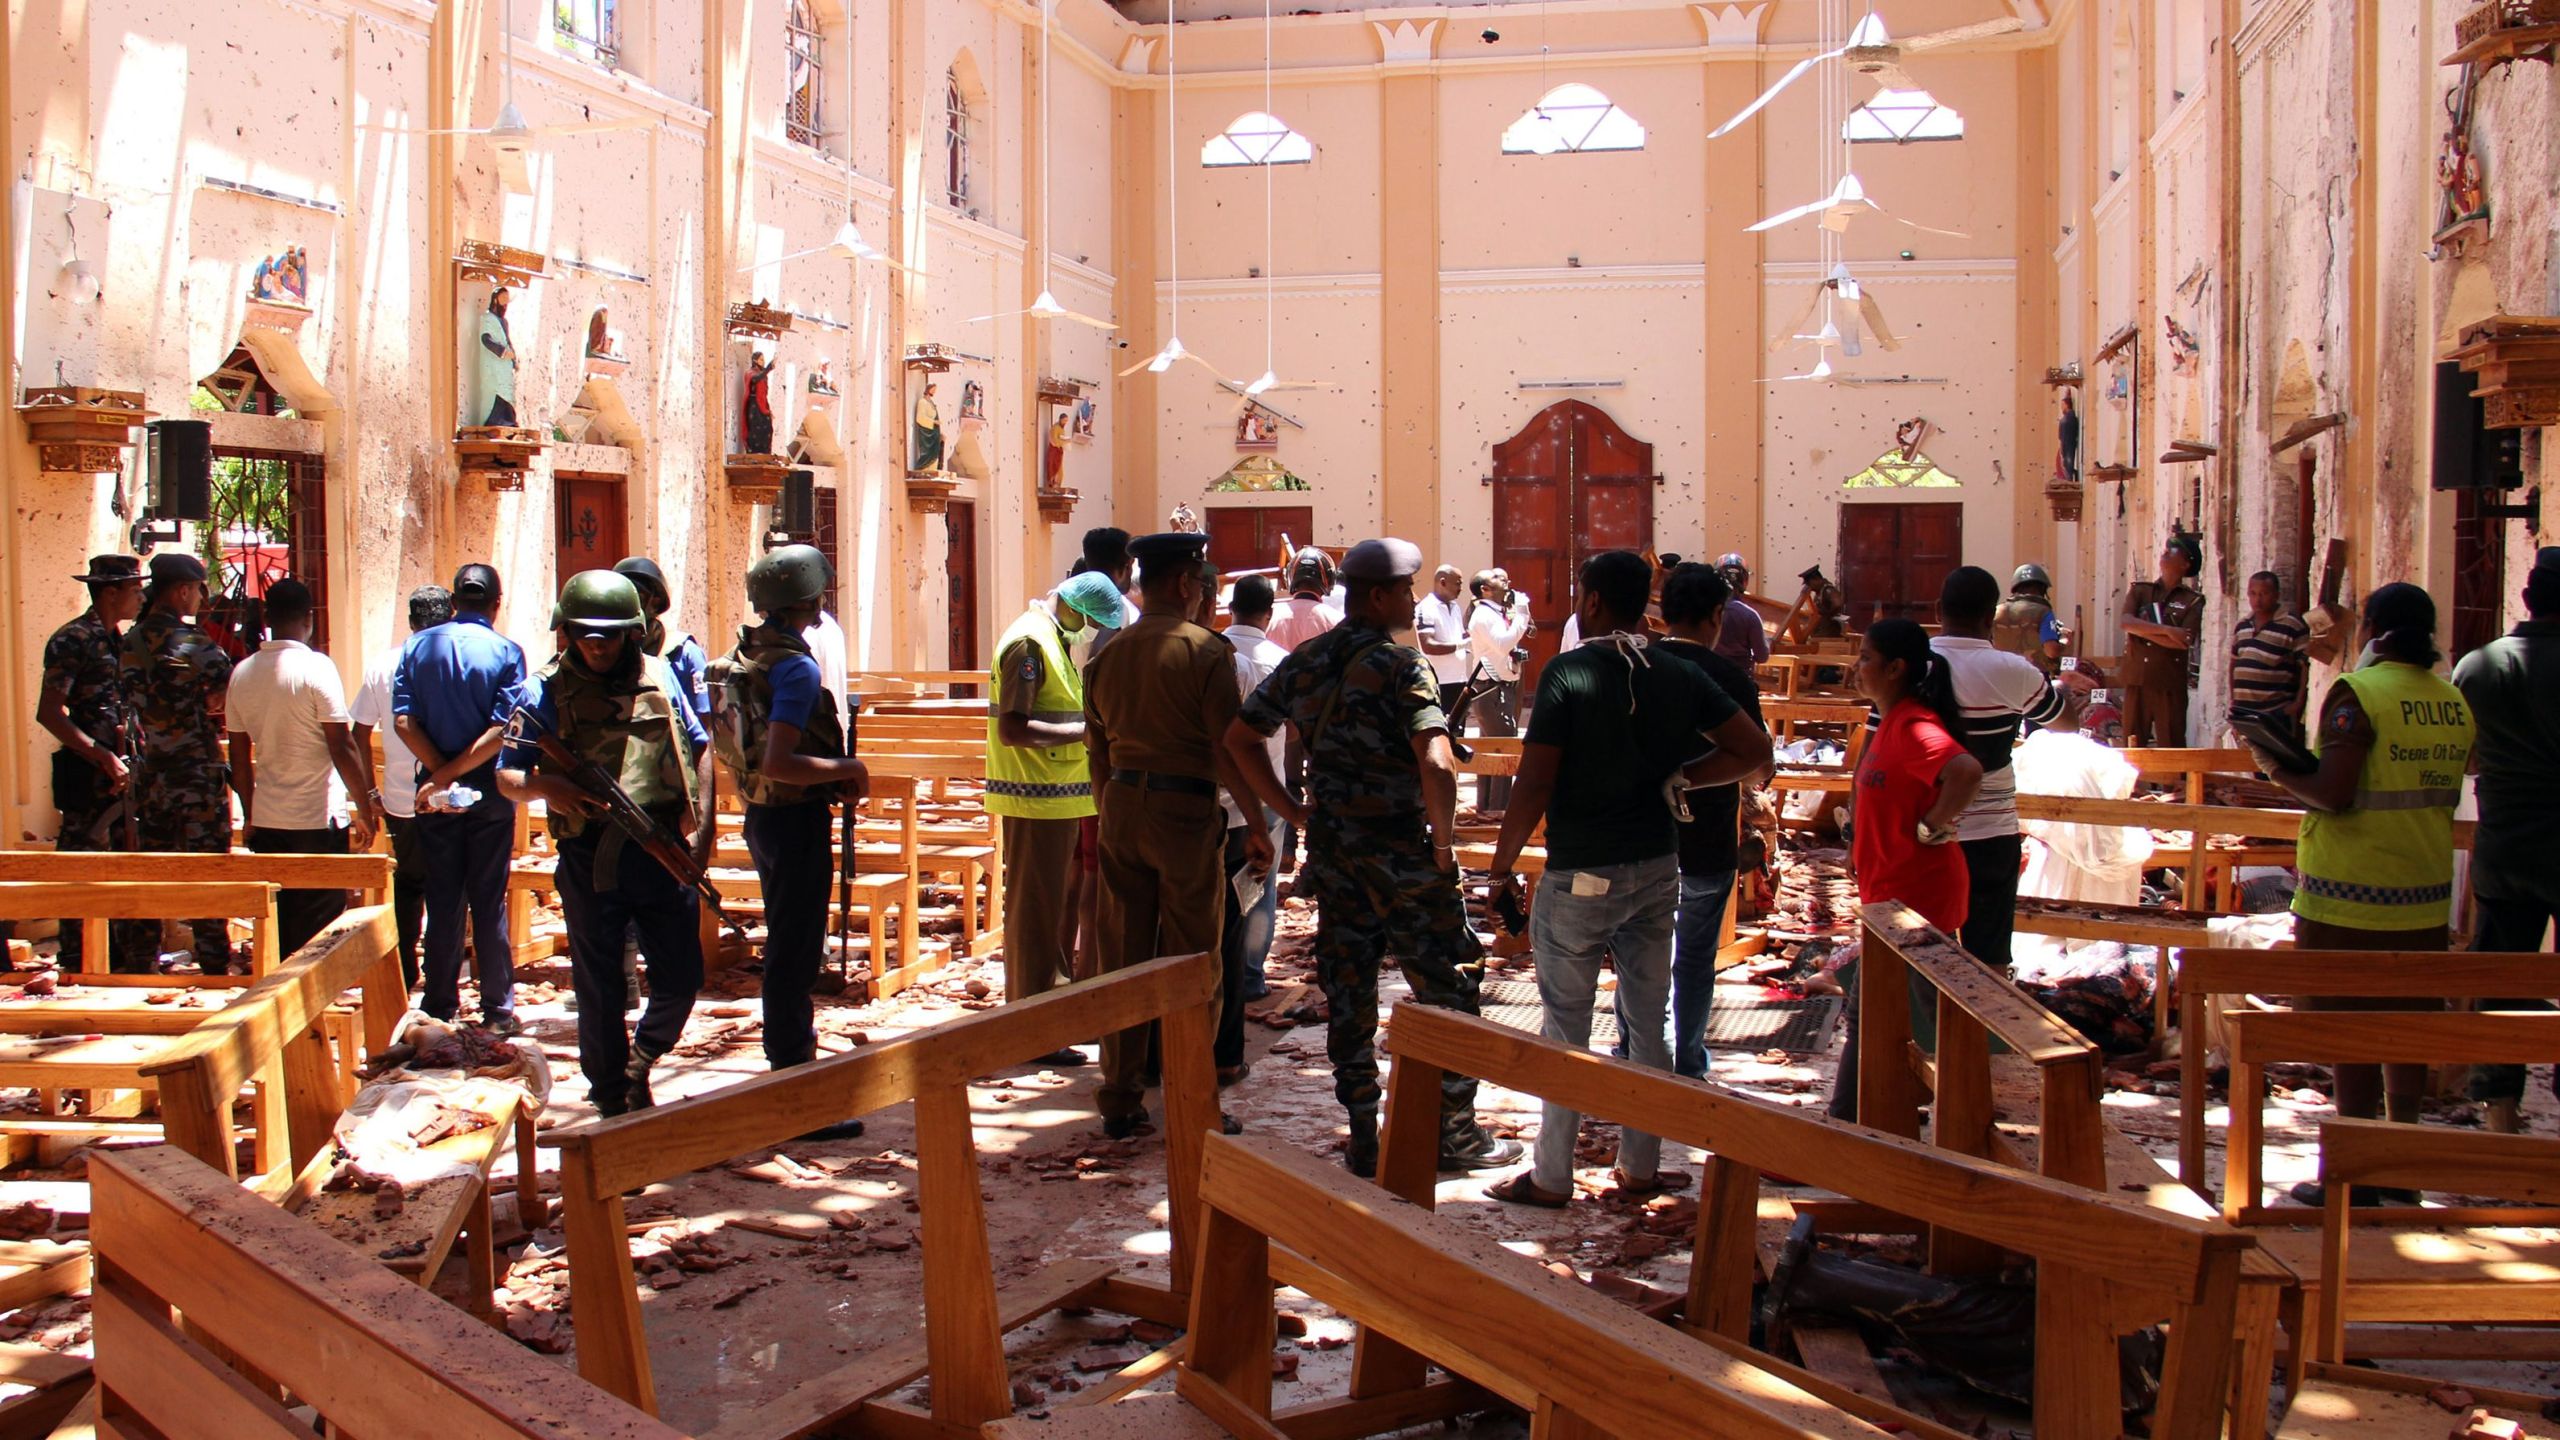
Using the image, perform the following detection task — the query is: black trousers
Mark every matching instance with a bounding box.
[417,799,517,1021]
[1958,833,2023,975]
[1216,824,1252,1069]
[385,813,427,989]
[2467,885,2560,1104]
[744,800,835,1068]
[555,828,703,1107]
[248,825,352,959]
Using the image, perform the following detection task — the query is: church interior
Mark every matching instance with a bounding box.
[1,0,2558,1435]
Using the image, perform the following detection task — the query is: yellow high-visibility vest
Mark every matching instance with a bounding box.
[2294,660,2474,930]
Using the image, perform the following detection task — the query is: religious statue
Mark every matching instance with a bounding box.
[584,306,628,362]
[958,379,988,426]
[1169,501,1201,534]
[1070,396,1096,443]
[1044,411,1068,490]
[2438,117,2486,226]
[2164,315,2201,376]
[741,350,775,454]
[1237,406,1275,450]
[475,287,519,426]
[249,246,309,304]
[911,380,944,474]
[808,360,838,396]
[2056,392,2081,484]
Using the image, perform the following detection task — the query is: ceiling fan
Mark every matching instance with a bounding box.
[1762,356,1838,384]
[968,3,1114,331]
[1120,1,1228,379]
[1708,6,2023,139]
[1227,0,1328,410]
[364,0,652,187]
[1771,262,1900,356]
[744,221,924,278]
[1746,172,1965,237]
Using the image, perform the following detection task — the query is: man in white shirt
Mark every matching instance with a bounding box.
[810,599,853,734]
[227,580,382,957]
[1413,564,1474,712]
[349,586,451,985]
[1219,578,1291,1025]
[1466,569,1532,814]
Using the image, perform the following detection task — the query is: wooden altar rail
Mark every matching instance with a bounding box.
[86,1144,686,1440]
[2174,949,2560,1199]
[0,880,280,978]
[1368,1002,2253,1440]
[544,951,1220,1429]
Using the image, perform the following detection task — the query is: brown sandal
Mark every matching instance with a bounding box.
[1487,1172,1570,1209]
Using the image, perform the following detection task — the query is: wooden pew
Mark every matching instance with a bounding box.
[85,1144,686,1440]
[1367,1001,2255,1440]
[0,880,280,978]
[0,848,390,902]
[1857,904,2296,1435]
[544,951,1222,1428]
[1029,1131,1902,1440]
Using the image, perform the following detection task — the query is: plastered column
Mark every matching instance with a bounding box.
[1378,65,1438,550]
[1701,35,1766,564]
[1112,78,1159,539]
[2012,46,2057,571]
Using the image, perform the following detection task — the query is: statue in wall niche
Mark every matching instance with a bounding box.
[741,350,775,454]
[1070,396,1096,443]
[1168,501,1201,534]
[248,246,309,304]
[476,287,520,427]
[808,361,838,396]
[911,380,944,475]
[2163,315,2201,377]
[1044,410,1068,490]
[2056,392,2081,485]
[959,379,987,425]
[585,306,627,361]
[1237,406,1276,451]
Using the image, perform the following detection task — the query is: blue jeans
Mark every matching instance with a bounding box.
[1530,855,1678,1192]
[1669,868,1736,1079]
[417,798,517,1022]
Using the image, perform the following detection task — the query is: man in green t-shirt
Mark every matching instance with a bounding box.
[1486,551,1772,1209]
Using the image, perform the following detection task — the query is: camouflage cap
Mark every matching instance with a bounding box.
[1339,538,1424,584]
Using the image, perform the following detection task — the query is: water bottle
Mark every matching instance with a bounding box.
[434,784,482,813]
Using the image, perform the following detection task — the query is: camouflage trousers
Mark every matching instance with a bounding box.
[136,763,235,974]
[1301,833,1487,1158]
[53,795,153,973]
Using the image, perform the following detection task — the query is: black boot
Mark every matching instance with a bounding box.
[1345,1111,1379,1179]
[624,1046,661,1111]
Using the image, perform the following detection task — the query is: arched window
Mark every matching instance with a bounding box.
[945,67,976,210]
[785,0,827,150]
[1202,111,1312,167]
[1501,84,1644,155]
[1844,88,1964,143]
[553,0,619,69]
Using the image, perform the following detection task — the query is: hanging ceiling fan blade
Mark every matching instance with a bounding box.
[1768,284,1825,353]
[1708,46,1847,139]
[364,123,492,136]
[536,115,659,136]
[1052,306,1118,331]
[1856,291,1902,351]
[1880,208,1971,240]
[1870,63,1921,90]
[964,308,1034,325]
[1898,17,2026,53]
[1745,193,1835,234]
[1119,349,1172,378]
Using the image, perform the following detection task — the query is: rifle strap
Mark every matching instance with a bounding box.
[1309,640,1393,760]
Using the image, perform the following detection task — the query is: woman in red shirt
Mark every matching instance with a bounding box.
[1851,619,1984,932]
[1828,619,1983,1121]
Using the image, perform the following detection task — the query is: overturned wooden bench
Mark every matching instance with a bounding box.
[545,950,1223,1430]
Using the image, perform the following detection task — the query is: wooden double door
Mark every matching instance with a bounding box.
[1204,505,1314,582]
[555,472,629,591]
[1489,400,1657,684]
[1836,501,1962,628]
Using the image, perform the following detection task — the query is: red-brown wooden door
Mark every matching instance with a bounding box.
[945,498,981,674]
[1837,501,1962,628]
[555,473,629,588]
[1204,505,1313,580]
[1488,400,1657,686]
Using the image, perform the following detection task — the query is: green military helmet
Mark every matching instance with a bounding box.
[746,543,834,613]
[555,570,647,636]
[613,555,672,613]
[2013,562,2052,592]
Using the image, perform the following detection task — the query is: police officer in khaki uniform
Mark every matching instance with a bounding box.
[1083,532,1266,1138]
[2120,535,2206,746]
[497,572,710,1115]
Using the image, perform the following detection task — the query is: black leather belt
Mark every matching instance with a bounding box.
[1110,769,1219,798]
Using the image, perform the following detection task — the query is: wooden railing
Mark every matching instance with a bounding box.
[544,951,1221,1430]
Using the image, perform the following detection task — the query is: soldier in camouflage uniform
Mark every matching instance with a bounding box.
[38,555,149,971]
[120,553,236,974]
[498,572,711,1116]
[1226,538,1523,1179]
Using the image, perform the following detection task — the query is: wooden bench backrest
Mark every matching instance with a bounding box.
[1857,904,2108,1189]
[1376,1001,2250,1439]
[87,1145,685,1440]
[546,951,1221,1423]
[0,880,282,974]
[2217,1002,2560,1225]
[1181,1133,1893,1440]
[0,849,391,892]
[137,906,404,1181]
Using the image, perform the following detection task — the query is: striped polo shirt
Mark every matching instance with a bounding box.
[1862,638,2071,842]
[2229,610,2311,711]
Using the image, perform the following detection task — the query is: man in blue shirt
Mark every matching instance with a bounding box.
[393,563,529,1031]
[498,571,710,1115]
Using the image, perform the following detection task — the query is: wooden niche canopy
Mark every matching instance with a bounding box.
[17,386,150,476]
[2447,314,2560,429]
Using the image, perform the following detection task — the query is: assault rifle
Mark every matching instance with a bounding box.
[505,707,741,936]
[115,697,144,850]
[1443,660,1504,763]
